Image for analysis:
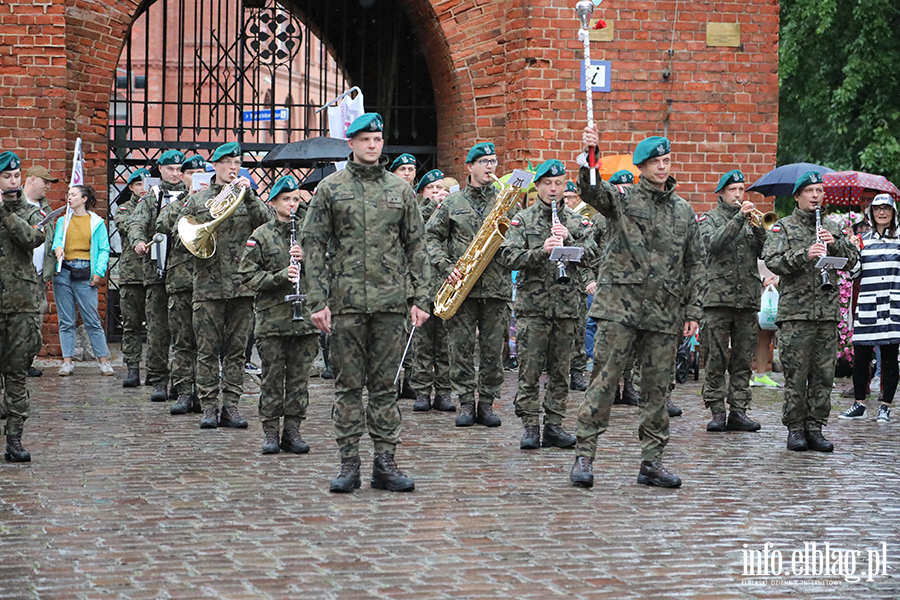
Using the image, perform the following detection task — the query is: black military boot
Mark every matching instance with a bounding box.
[456,402,475,427]
[619,380,640,406]
[371,453,415,491]
[432,392,456,412]
[569,372,588,392]
[168,385,178,401]
[262,426,280,455]
[805,429,834,452]
[570,456,594,488]
[613,384,621,404]
[786,429,808,451]
[191,393,202,414]
[475,403,501,427]
[321,340,334,380]
[170,394,192,415]
[542,423,576,448]
[150,384,168,402]
[122,367,140,388]
[27,366,42,377]
[330,456,361,493]
[200,407,219,429]
[520,425,540,450]
[219,406,248,429]
[413,392,432,412]
[727,410,761,432]
[281,429,310,454]
[399,377,417,400]
[5,434,31,463]
[637,460,682,488]
[707,411,727,432]
[666,398,683,417]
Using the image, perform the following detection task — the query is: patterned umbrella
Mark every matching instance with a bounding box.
[823,171,900,205]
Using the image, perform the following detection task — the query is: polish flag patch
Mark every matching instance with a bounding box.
[696,214,707,222]
[582,218,590,226]
[246,239,257,247]
[40,209,47,217]
[511,218,521,226]
[771,226,781,233]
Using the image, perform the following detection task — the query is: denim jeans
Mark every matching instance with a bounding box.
[54,259,109,359]
[585,294,597,360]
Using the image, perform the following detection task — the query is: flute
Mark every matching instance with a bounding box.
[550,196,570,284]
[815,207,833,292]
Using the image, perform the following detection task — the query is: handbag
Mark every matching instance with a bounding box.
[67,264,92,281]
[758,284,778,330]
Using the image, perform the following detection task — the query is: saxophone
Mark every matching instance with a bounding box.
[434,175,525,320]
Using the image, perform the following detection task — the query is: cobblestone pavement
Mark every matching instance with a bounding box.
[2,351,899,600]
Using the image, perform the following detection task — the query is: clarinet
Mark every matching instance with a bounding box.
[550,196,570,284]
[815,207,833,292]
[284,209,306,321]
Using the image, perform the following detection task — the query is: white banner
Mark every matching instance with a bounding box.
[69,137,83,188]
[327,92,364,172]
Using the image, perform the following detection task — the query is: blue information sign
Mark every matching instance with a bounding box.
[242,108,290,122]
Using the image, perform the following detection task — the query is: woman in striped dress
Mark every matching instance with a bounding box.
[840,194,900,423]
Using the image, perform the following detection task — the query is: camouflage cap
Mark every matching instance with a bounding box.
[565,181,577,193]
[633,136,671,166]
[389,153,416,172]
[466,142,496,164]
[210,142,242,162]
[792,170,823,196]
[156,150,186,166]
[127,168,151,185]
[346,113,383,138]
[715,169,745,193]
[0,151,21,173]
[609,170,635,185]
[268,174,298,201]
[181,154,206,172]
[416,169,444,194]
[533,159,566,182]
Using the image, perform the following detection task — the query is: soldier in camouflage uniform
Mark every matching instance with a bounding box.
[171,142,271,429]
[115,168,150,388]
[240,175,318,455]
[426,141,515,427]
[762,171,859,452]
[301,113,432,493]
[563,181,590,392]
[498,160,599,450]
[389,153,419,400]
[410,169,454,412]
[156,154,206,415]
[129,151,187,401]
[0,152,46,462]
[570,131,705,489]
[698,169,767,433]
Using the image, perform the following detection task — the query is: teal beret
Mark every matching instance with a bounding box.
[389,153,416,172]
[127,168,150,185]
[633,136,671,166]
[416,169,444,194]
[181,154,206,172]
[156,150,185,166]
[793,170,824,195]
[210,142,242,162]
[268,175,298,201]
[565,181,577,194]
[533,159,566,182]
[715,169,745,193]
[609,170,635,185]
[466,142,496,164]
[346,113,383,138]
[0,151,21,173]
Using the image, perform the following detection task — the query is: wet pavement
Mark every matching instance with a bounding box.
[2,348,899,599]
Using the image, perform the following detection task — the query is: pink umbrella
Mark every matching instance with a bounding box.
[823,171,900,205]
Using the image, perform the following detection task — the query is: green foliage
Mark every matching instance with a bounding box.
[779,0,900,183]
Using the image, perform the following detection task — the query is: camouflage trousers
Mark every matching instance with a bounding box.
[576,320,678,461]
[514,316,577,426]
[1,313,41,436]
[570,296,589,375]
[257,333,318,430]
[701,307,757,412]
[167,290,195,393]
[193,297,253,410]
[447,297,510,405]
[408,302,451,396]
[331,312,405,458]
[778,319,838,431]
[145,284,170,386]
[119,283,146,369]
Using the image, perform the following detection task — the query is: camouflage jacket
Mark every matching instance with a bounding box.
[419,196,439,223]
[762,207,859,322]
[113,192,145,285]
[240,218,317,338]
[578,170,706,334]
[698,198,766,309]
[498,200,600,318]
[426,179,515,301]
[171,178,272,302]
[155,195,195,295]
[128,180,188,285]
[0,192,46,313]
[300,158,432,315]
[29,195,58,283]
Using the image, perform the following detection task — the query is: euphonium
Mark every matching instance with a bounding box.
[177,180,247,259]
[434,174,525,320]
[748,208,778,230]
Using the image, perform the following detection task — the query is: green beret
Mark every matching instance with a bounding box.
[156,150,185,166]
[127,168,150,185]
[210,142,242,162]
[346,113,383,138]
[633,136,671,166]
[181,154,206,172]
[389,153,416,172]
[715,169,745,193]
[565,181,577,194]
[609,170,635,185]
[466,142,496,164]
[416,169,444,194]
[533,159,566,182]
[793,170,824,195]
[0,151,21,173]
[268,175,298,201]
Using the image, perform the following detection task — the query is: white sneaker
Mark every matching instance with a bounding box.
[870,375,881,390]
[58,362,74,377]
[99,362,115,376]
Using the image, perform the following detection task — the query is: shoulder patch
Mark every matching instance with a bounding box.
[697,214,707,222]
[435,202,442,210]
[246,239,257,247]
[771,226,781,233]
[511,218,521,226]
[40,209,47,217]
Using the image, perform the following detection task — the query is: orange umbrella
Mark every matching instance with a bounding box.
[599,154,640,182]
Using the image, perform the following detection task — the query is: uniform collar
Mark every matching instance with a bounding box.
[2,190,25,209]
[792,207,817,224]
[347,156,388,181]
[160,180,186,192]
[717,197,740,215]
[464,178,496,201]
[637,176,677,204]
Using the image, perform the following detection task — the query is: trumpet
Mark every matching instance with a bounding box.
[748,208,779,230]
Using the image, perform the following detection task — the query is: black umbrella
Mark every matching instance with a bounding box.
[298,165,337,191]
[260,137,349,168]
[747,162,835,197]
